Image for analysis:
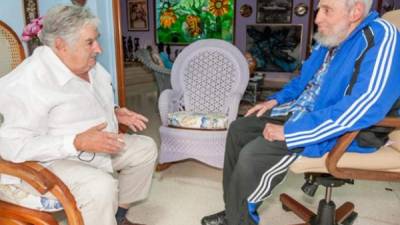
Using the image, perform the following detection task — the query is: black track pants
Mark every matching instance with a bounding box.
[223,114,302,225]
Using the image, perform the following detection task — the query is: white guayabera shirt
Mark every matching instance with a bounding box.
[0,46,118,184]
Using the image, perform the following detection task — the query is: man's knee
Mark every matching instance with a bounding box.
[124,135,158,164]
[228,117,249,135]
[229,117,245,129]
[229,116,261,134]
[140,136,158,163]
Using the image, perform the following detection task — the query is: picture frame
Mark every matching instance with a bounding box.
[127,0,149,31]
[23,0,39,55]
[246,24,302,73]
[155,0,235,45]
[256,0,293,24]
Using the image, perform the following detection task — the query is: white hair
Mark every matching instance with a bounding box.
[346,0,373,18]
[38,5,99,48]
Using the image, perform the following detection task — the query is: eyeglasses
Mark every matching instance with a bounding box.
[78,151,96,162]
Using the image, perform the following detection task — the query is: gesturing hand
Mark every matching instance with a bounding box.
[115,107,149,132]
[263,123,285,142]
[245,99,278,117]
[73,122,125,154]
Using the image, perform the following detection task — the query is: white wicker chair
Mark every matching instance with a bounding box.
[158,39,249,168]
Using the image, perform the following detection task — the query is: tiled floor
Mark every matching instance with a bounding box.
[125,82,400,225]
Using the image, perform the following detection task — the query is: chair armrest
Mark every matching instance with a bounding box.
[226,93,243,125]
[24,162,84,225]
[0,159,52,194]
[326,117,400,181]
[0,160,84,225]
[158,89,176,125]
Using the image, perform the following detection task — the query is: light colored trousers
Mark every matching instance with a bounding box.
[47,134,157,225]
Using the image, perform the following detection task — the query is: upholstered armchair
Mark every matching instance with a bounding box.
[157,39,249,169]
[280,118,400,225]
[279,10,400,225]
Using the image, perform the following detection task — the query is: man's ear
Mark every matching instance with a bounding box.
[54,37,67,52]
[350,2,365,22]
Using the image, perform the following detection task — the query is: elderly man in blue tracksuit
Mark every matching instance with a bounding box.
[201,0,400,225]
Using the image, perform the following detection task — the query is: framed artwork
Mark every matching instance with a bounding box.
[256,0,293,24]
[246,24,302,73]
[155,0,235,45]
[23,0,39,55]
[127,0,149,31]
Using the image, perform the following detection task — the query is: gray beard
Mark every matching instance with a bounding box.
[313,32,342,48]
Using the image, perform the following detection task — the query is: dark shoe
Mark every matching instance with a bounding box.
[118,217,146,225]
[201,211,227,225]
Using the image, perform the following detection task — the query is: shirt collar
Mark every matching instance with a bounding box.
[344,11,379,42]
[33,46,95,86]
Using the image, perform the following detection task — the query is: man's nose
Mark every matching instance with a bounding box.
[315,10,323,25]
[93,40,102,54]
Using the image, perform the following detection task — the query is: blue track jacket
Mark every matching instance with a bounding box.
[268,11,400,157]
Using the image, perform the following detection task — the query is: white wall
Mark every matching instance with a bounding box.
[0,1,27,52]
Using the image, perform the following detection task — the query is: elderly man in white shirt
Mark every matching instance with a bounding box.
[0,5,157,225]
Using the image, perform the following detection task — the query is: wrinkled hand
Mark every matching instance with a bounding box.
[245,100,278,117]
[74,122,125,154]
[263,123,285,142]
[115,107,148,132]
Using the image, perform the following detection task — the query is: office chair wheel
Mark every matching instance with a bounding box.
[341,212,358,225]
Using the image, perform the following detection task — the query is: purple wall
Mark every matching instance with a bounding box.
[121,0,313,61]
[120,0,398,59]
[121,0,155,48]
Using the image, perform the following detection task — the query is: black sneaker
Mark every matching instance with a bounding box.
[201,211,226,225]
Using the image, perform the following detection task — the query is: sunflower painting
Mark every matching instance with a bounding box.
[155,0,235,45]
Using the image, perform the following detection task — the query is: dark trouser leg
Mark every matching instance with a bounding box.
[223,115,269,203]
[223,116,301,225]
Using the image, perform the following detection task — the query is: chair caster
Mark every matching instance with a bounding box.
[341,212,358,225]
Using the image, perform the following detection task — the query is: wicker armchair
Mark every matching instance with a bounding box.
[133,48,172,97]
[158,39,249,168]
[0,20,25,77]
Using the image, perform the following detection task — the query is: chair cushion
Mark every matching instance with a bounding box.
[290,145,400,174]
[388,129,400,152]
[382,9,400,31]
[0,183,63,212]
[167,111,228,130]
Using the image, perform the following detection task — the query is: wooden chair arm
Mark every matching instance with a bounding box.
[0,160,84,225]
[0,159,52,194]
[375,117,400,127]
[0,200,58,225]
[326,117,400,181]
[22,162,84,225]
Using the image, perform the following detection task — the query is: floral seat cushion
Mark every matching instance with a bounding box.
[167,111,228,130]
[0,115,62,212]
[0,181,62,212]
